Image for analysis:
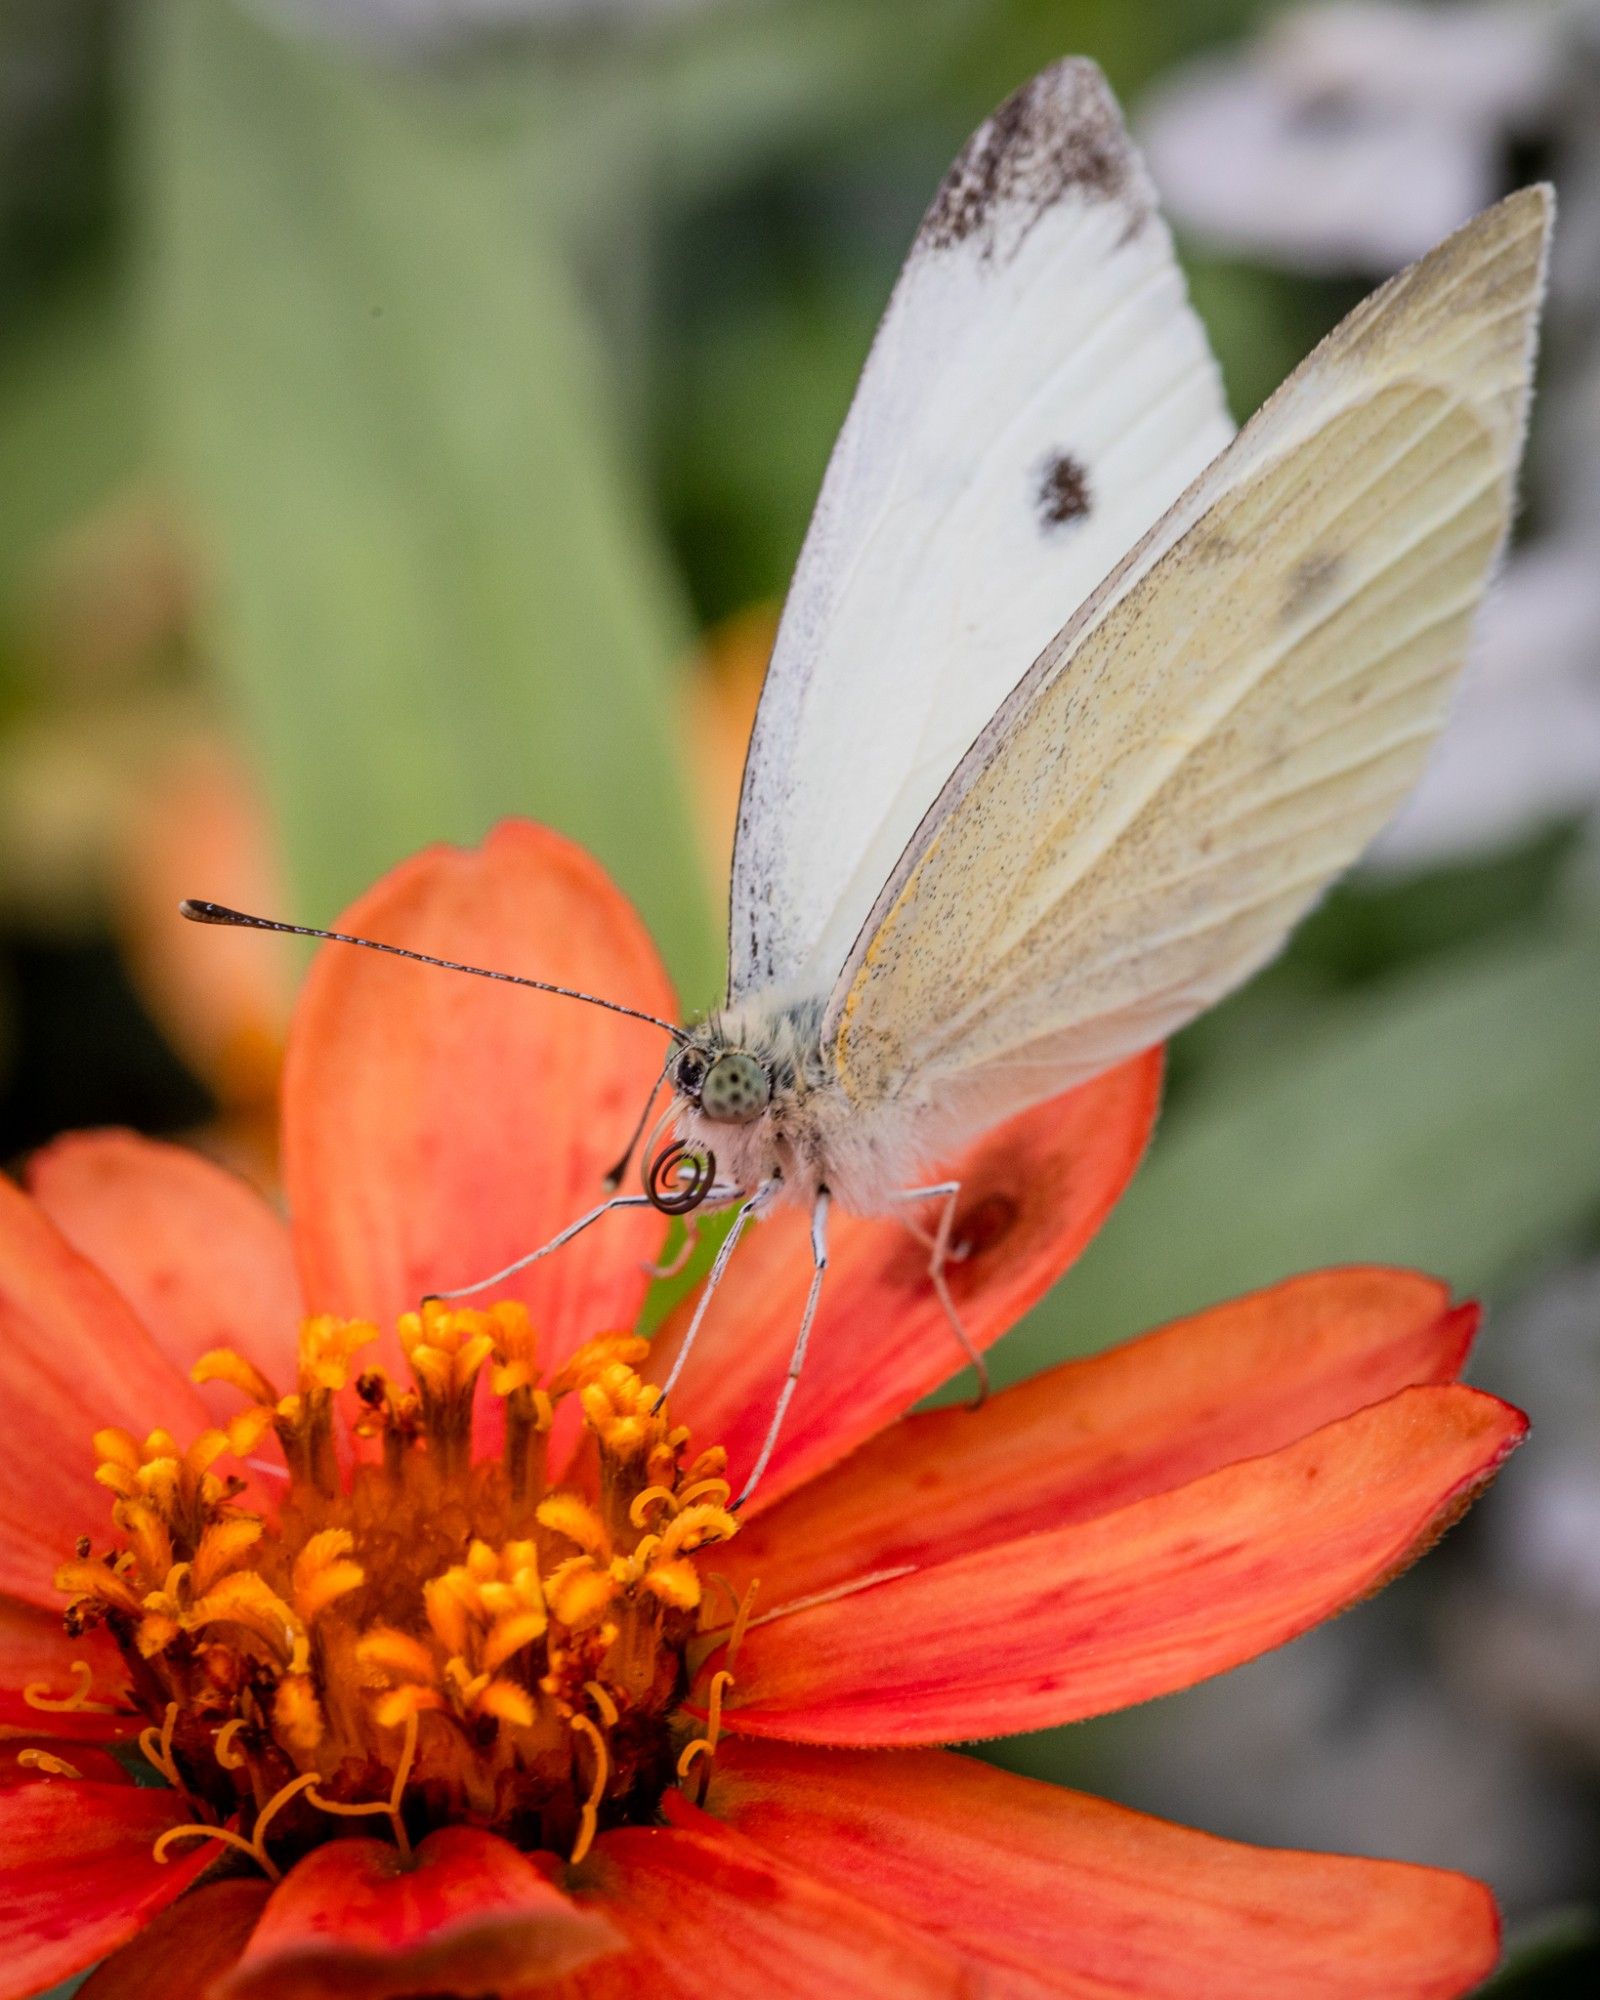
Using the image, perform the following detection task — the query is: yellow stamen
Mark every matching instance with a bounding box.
[17,1749,82,1779]
[154,1821,275,1877]
[675,1667,735,1804]
[155,1769,320,1882]
[23,1661,119,1714]
[726,1577,760,1671]
[298,1316,379,1392]
[186,1570,304,1664]
[545,1564,616,1630]
[191,1349,278,1405]
[306,1709,417,1861]
[191,1517,265,1597]
[568,1713,609,1866]
[137,1703,185,1796]
[49,1299,746,1873]
[486,1302,539,1396]
[628,1485,679,1529]
[643,1558,701,1611]
[291,1527,365,1622]
[537,1493,610,1560]
[357,1626,438,1683]
[213,1718,249,1771]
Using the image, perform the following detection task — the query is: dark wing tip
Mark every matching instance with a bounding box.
[920,58,1146,259]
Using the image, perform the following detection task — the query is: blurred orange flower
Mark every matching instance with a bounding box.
[116,732,294,1176]
[0,823,1516,1997]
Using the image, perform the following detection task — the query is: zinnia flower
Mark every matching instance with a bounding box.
[0,822,1522,1997]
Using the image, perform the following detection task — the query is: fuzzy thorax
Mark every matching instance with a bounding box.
[671,993,934,1212]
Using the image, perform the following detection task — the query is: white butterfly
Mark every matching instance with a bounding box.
[189,59,1550,1501]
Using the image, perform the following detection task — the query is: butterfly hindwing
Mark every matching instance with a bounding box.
[827,187,1551,1134]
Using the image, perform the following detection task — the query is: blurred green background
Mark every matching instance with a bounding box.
[3,0,1598,1992]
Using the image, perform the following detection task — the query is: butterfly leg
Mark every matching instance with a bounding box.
[429,1182,744,1302]
[892,1180,988,1407]
[651,1178,778,1411]
[736,1190,830,1510]
[428,1193,660,1300]
[642,1212,701,1281]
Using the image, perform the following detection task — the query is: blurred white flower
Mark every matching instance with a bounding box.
[1448,1262,1600,1761]
[1139,1,1564,271]
[1372,539,1600,866]
[1143,0,1600,869]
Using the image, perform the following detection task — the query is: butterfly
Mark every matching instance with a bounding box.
[187,59,1550,1502]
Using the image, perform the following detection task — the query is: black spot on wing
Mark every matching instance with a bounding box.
[1036,452,1092,530]
[922,61,1145,260]
[1282,550,1346,624]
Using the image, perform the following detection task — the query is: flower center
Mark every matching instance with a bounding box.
[37,1302,741,1877]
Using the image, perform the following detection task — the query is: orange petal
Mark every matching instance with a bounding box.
[0,1779,215,2000]
[283,822,676,1370]
[28,1130,303,1404]
[0,1176,208,1608]
[659,1052,1161,1510]
[722,1269,1474,1608]
[0,1595,131,1742]
[705,1740,1500,1999]
[718,1384,1524,1744]
[80,1879,272,1999]
[560,1809,966,1998]
[215,1827,621,1999]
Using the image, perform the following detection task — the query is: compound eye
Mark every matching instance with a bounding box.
[674,1050,706,1097]
[700,1051,771,1124]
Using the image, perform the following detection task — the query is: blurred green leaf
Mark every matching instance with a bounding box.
[1178,249,1338,428]
[639,0,981,199]
[137,0,719,998]
[994,917,1600,1385]
[0,274,143,623]
[931,0,1272,123]
[657,248,881,620]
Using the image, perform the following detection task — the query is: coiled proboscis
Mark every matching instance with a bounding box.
[643,1139,717,1216]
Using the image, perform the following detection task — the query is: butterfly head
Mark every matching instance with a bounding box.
[673,1044,772,1125]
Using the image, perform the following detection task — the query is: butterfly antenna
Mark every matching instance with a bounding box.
[601,1054,676,1191]
[179,899,689,1043]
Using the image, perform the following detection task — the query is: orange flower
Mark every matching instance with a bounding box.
[0,822,1518,1998]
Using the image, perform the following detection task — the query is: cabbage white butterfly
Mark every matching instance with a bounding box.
[189,59,1550,1501]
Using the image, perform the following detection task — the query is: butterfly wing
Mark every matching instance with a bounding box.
[727,59,1234,1001]
[827,186,1551,1135]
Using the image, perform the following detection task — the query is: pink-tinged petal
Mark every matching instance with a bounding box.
[0,1597,131,1742]
[78,1881,273,1999]
[706,1740,1499,1999]
[557,1806,966,1998]
[724,1269,1474,1607]
[0,1779,214,2000]
[0,1177,208,1608]
[718,1384,1524,1744]
[216,1827,620,1999]
[660,1052,1162,1511]
[28,1130,303,1404]
[283,822,676,1372]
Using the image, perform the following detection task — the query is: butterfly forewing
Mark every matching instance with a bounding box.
[827,186,1550,1134]
[728,59,1234,1003]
